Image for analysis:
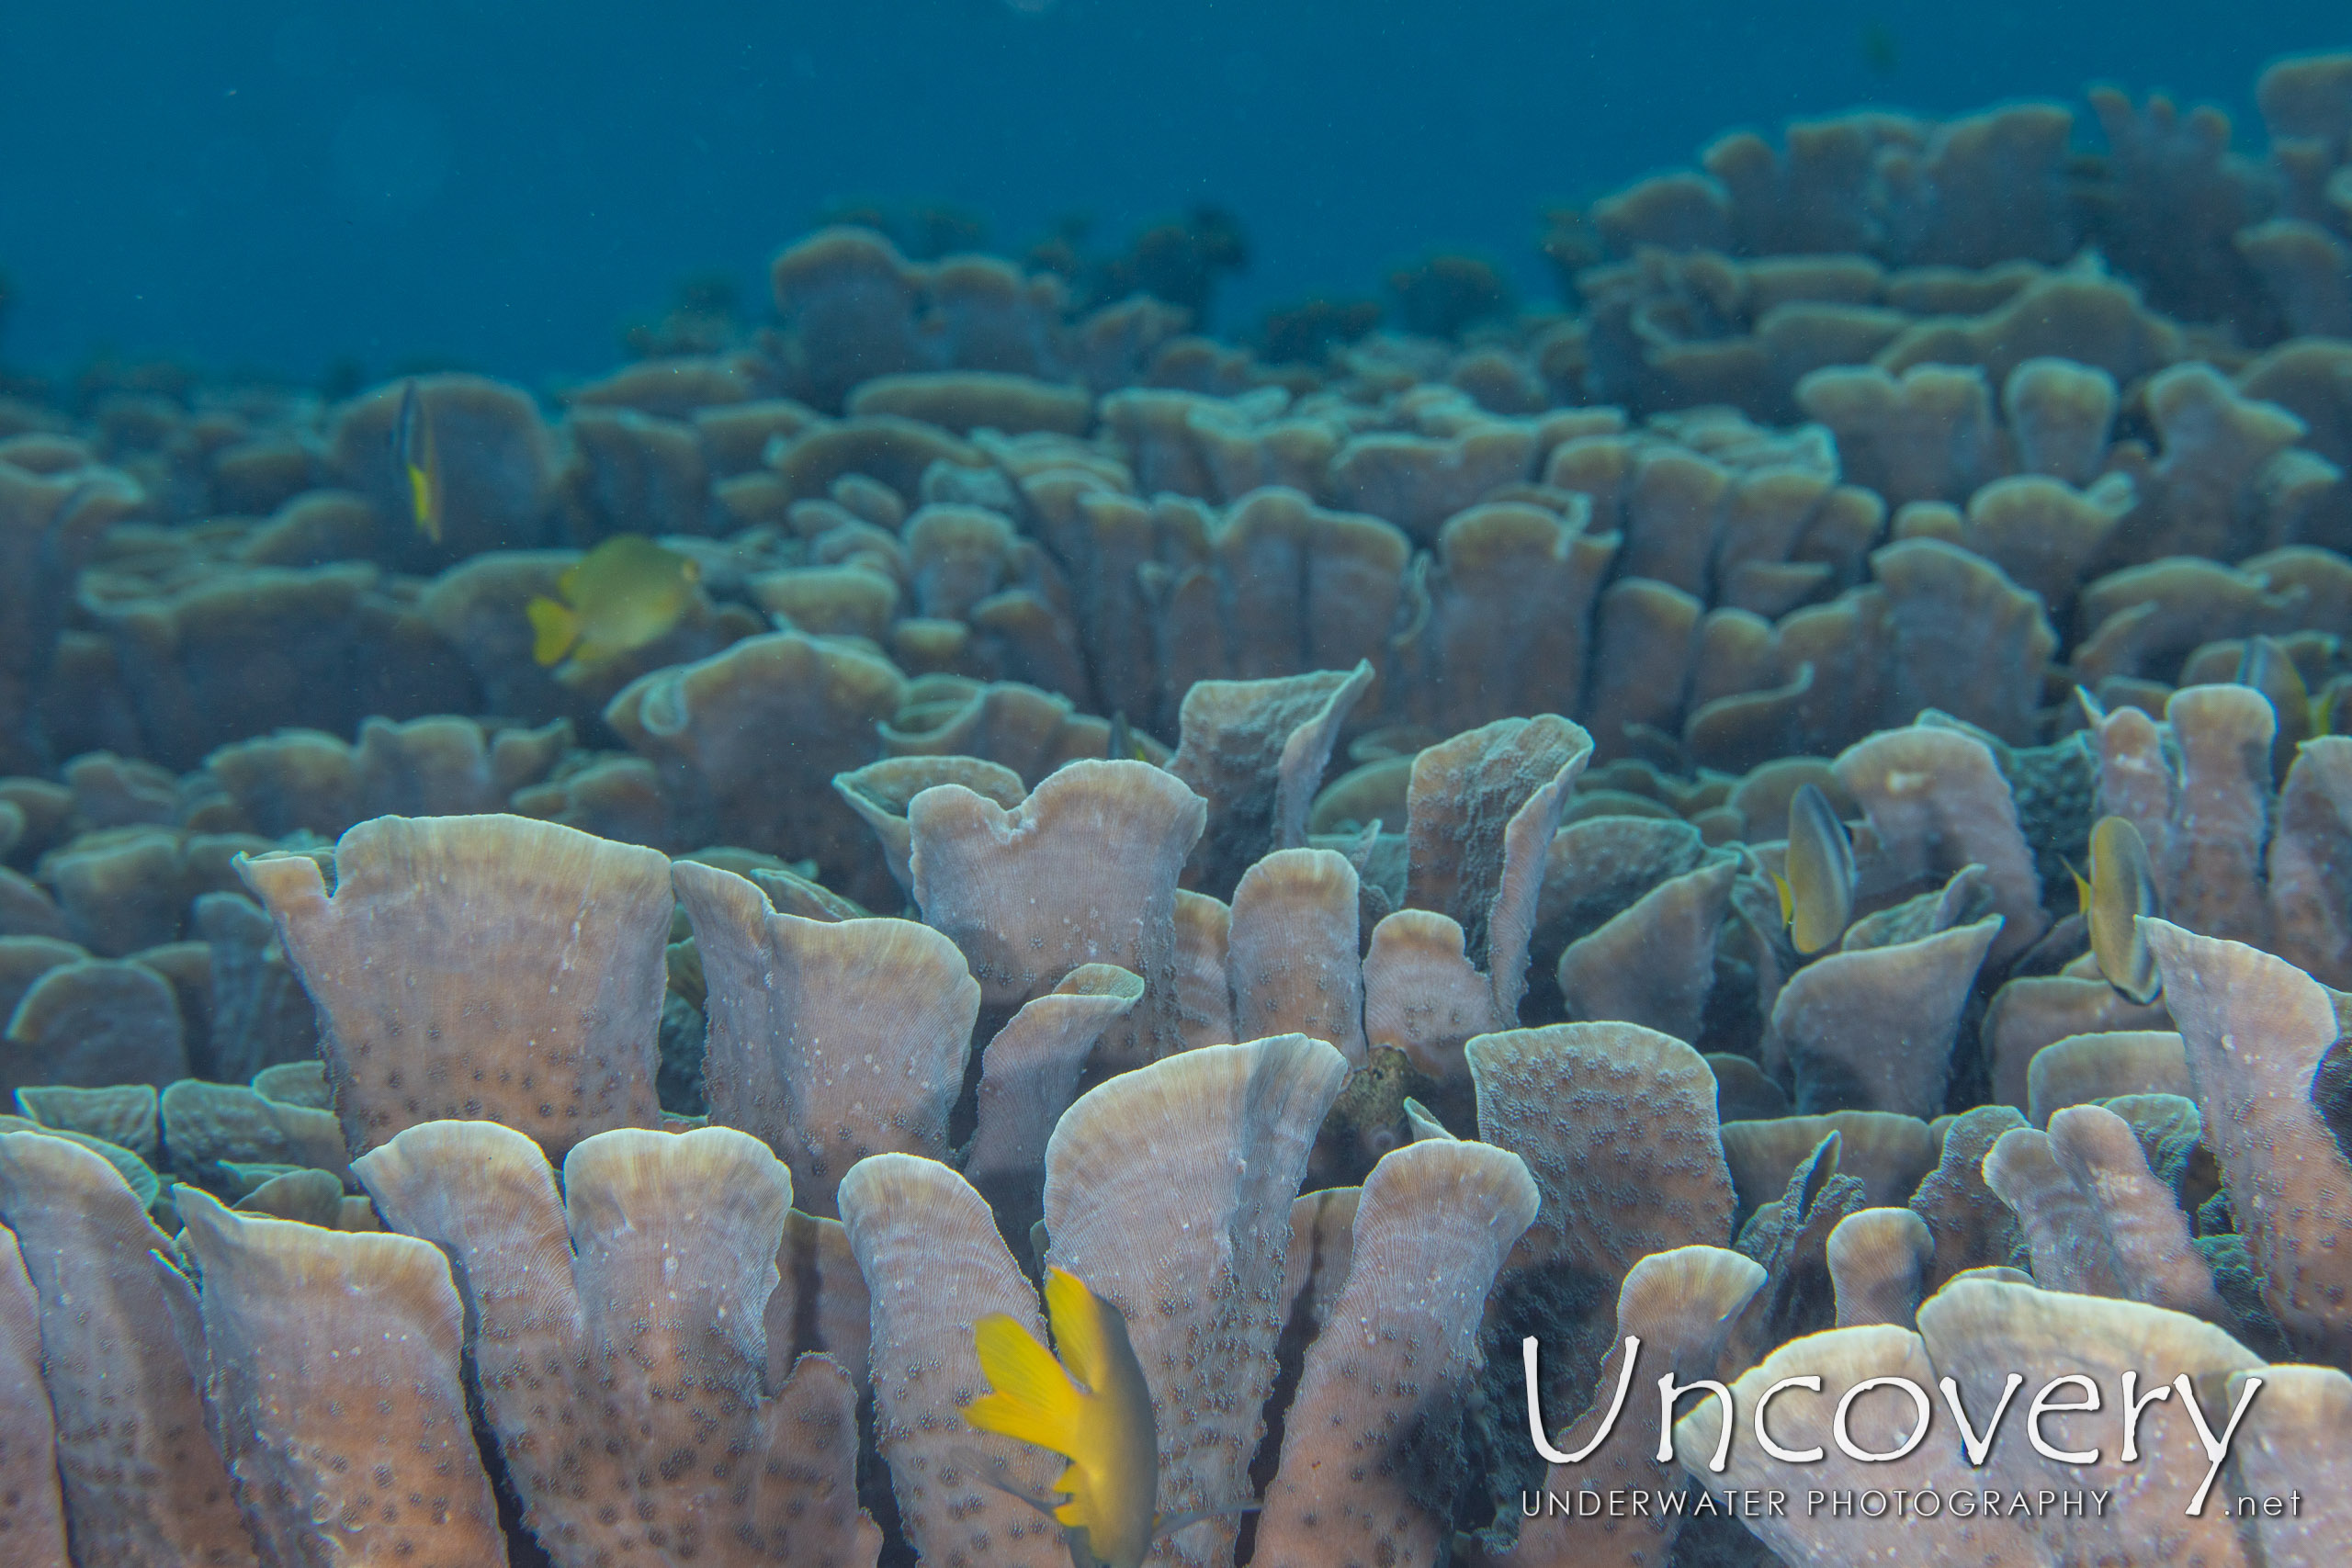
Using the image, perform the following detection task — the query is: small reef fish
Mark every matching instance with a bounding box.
[393,379,444,544]
[2085,814,2162,1004]
[1774,783,1856,956]
[1105,710,1151,761]
[526,535,700,668]
[966,1266,1161,1568]
[2237,636,2313,763]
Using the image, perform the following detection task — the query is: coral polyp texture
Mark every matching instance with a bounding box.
[5,51,2352,1568]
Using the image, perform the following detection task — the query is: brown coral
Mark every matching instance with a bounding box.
[356,1121,879,1567]
[239,814,670,1156]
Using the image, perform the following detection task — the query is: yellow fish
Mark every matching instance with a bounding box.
[2086,815,2162,1005]
[394,379,444,544]
[1105,710,1154,762]
[1780,783,1856,956]
[526,535,701,668]
[966,1267,1161,1568]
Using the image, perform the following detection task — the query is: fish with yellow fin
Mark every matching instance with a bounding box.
[393,379,444,544]
[1772,783,1857,956]
[2239,629,2314,751]
[2238,634,2315,780]
[1105,710,1153,762]
[2316,681,2344,738]
[2064,856,2092,919]
[964,1266,1247,1568]
[526,535,701,669]
[2236,635,2312,735]
[2085,814,2162,1004]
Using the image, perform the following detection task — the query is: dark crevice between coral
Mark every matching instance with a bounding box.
[452,1303,558,1568]
[2313,1010,2352,1167]
[1939,983,1997,1118]
[1466,1265,1617,1552]
[859,1397,916,1568]
[1238,1208,1343,1565]
[944,1002,1006,1156]
[655,992,707,1116]
[2002,732,2099,900]
[1694,942,1766,1061]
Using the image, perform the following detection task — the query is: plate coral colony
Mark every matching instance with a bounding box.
[0,50,2349,1568]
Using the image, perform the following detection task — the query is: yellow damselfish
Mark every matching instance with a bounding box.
[394,379,444,544]
[965,1267,1161,1568]
[526,535,700,668]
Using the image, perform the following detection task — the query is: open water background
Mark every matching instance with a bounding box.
[2,0,2343,379]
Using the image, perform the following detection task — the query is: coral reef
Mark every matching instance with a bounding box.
[2,47,2351,1568]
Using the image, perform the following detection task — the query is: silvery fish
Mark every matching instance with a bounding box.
[2086,814,2162,1005]
[1776,782,1856,957]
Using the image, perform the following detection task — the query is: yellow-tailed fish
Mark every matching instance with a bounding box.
[966,1266,1160,1568]
[2086,815,2162,1004]
[2063,857,2091,919]
[1782,782,1856,956]
[2237,635,2311,741]
[526,535,700,668]
[394,379,444,544]
[1106,709,1141,762]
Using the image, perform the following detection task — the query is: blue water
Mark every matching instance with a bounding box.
[2,0,2344,383]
